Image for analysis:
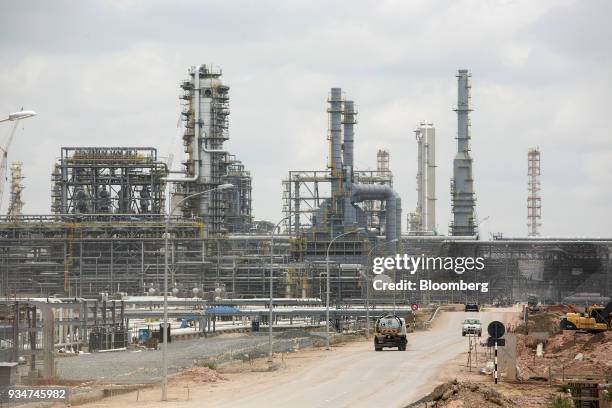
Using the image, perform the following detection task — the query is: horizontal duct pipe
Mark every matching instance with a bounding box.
[351,184,401,242]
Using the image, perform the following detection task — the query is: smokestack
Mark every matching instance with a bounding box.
[450,70,476,236]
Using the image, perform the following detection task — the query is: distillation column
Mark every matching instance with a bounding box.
[175,65,231,233]
[424,122,436,232]
[343,100,357,226]
[450,69,476,236]
[410,122,436,234]
[327,88,344,229]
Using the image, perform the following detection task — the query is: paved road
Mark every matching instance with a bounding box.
[202,308,518,408]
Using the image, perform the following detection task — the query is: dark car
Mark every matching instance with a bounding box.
[465,303,479,312]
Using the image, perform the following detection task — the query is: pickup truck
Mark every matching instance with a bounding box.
[462,318,482,336]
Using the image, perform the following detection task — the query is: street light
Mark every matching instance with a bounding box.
[363,238,398,335]
[358,269,371,338]
[326,228,365,350]
[0,110,37,123]
[268,215,290,362]
[161,183,233,401]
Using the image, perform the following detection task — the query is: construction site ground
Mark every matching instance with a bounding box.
[59,307,518,408]
[55,330,328,385]
[410,307,612,407]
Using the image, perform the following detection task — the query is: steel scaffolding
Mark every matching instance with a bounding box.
[527,148,542,237]
[51,147,166,215]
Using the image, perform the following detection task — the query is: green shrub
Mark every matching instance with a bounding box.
[546,395,574,408]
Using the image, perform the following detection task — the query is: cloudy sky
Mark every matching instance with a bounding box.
[0,0,610,238]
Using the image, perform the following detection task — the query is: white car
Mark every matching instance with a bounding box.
[462,318,482,336]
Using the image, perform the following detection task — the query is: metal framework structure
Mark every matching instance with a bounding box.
[224,155,253,233]
[282,170,392,235]
[51,147,166,215]
[7,162,24,218]
[172,65,252,234]
[527,148,542,236]
[368,149,392,229]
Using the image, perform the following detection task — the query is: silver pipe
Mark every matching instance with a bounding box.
[351,184,401,242]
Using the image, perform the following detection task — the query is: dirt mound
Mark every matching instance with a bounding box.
[517,330,612,379]
[171,366,227,384]
[543,305,575,314]
[528,312,562,335]
[408,380,517,407]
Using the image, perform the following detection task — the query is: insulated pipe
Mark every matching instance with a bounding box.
[351,184,401,242]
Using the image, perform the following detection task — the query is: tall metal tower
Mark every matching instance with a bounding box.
[410,122,436,234]
[527,148,542,236]
[167,64,252,234]
[450,69,477,236]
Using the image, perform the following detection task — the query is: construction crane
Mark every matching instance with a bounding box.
[0,110,37,209]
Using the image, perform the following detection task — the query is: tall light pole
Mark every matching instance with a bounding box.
[358,269,371,338]
[364,238,398,332]
[161,183,233,401]
[393,239,402,314]
[326,228,364,350]
[268,215,290,362]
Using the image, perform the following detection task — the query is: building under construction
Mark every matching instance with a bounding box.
[0,66,609,306]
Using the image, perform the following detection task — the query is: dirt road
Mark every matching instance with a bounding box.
[83,307,518,408]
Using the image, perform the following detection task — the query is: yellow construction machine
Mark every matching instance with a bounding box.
[560,302,612,333]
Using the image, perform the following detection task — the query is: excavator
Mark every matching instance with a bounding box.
[560,301,612,333]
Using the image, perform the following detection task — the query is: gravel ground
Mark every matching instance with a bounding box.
[56,331,326,384]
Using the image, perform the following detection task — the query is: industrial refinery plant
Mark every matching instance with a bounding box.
[0,61,609,407]
[0,64,607,305]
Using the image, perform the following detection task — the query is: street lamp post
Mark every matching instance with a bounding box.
[161,183,233,401]
[268,215,290,362]
[326,228,364,350]
[363,238,398,334]
[0,110,37,123]
[368,238,399,320]
[393,239,401,314]
[358,269,371,338]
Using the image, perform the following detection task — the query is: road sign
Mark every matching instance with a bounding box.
[487,321,505,339]
[410,303,419,312]
[487,337,506,347]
